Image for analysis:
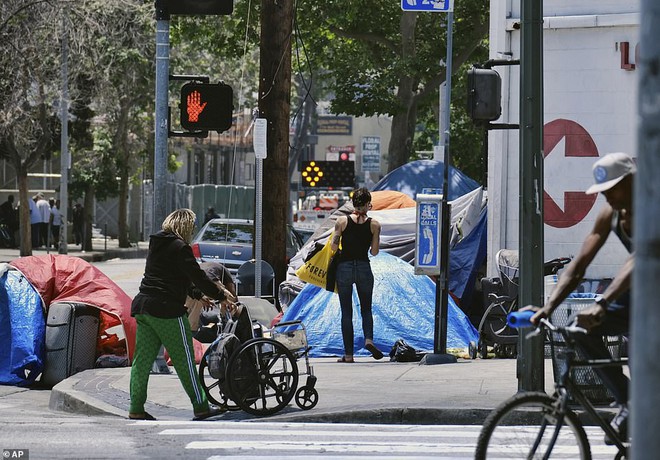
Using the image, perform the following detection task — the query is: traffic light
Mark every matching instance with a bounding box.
[167,0,233,15]
[301,161,355,188]
[467,67,502,122]
[180,82,233,133]
[339,151,350,161]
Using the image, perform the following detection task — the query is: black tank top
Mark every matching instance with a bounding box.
[612,211,632,253]
[338,216,373,262]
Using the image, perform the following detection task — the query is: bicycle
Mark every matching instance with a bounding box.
[475,314,629,459]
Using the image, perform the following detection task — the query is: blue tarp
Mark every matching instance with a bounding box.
[373,159,481,200]
[281,252,478,357]
[0,269,45,386]
[449,208,488,300]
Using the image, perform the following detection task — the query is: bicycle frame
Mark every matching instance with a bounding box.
[549,326,629,456]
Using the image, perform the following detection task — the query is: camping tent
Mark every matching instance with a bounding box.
[10,255,137,361]
[280,252,478,357]
[373,159,480,200]
[0,265,45,386]
[280,188,487,310]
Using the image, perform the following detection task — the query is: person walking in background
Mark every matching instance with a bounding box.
[129,208,237,421]
[35,192,50,248]
[203,207,220,225]
[331,188,383,363]
[50,199,62,250]
[30,195,41,248]
[72,202,84,246]
[0,195,18,248]
[529,152,635,445]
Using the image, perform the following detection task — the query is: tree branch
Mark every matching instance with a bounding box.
[327,24,399,55]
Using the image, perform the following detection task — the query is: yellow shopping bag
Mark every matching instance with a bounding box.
[296,234,336,289]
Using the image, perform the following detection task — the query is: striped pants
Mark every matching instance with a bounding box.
[129,314,208,414]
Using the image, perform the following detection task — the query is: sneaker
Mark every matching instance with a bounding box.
[193,403,226,421]
[604,404,628,445]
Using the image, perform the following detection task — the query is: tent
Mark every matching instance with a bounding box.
[373,159,481,200]
[0,265,45,386]
[10,255,137,362]
[280,188,487,310]
[280,252,478,357]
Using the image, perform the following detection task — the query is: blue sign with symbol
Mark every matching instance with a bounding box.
[401,0,453,12]
[415,194,442,275]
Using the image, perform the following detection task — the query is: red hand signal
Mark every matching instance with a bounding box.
[186,90,207,122]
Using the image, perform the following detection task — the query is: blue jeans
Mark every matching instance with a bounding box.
[336,260,374,356]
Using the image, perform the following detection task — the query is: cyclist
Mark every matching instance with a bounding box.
[530,152,635,445]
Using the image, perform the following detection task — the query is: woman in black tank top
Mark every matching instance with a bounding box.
[330,188,383,363]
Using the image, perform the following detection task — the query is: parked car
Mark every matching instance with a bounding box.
[190,218,304,275]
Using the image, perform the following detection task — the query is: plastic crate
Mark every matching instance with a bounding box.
[549,294,623,405]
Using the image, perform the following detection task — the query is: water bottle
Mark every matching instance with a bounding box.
[507,310,535,328]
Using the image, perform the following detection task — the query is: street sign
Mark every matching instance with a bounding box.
[361,136,381,173]
[253,118,267,159]
[415,194,443,275]
[401,0,453,12]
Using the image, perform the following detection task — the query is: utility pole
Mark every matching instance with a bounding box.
[518,0,545,391]
[632,0,660,456]
[153,0,170,232]
[258,0,293,289]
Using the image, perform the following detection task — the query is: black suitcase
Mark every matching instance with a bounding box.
[42,302,100,386]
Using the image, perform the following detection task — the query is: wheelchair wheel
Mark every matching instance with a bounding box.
[478,338,489,359]
[295,386,319,410]
[226,338,299,416]
[198,355,240,411]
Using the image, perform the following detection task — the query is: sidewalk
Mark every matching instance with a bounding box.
[50,357,560,424]
[0,240,616,425]
[0,237,148,264]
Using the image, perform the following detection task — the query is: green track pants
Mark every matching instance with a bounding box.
[129,314,208,414]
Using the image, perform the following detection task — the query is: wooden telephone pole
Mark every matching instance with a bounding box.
[258,0,294,290]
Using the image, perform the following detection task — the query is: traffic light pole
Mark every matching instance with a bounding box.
[154,0,170,233]
[518,0,545,392]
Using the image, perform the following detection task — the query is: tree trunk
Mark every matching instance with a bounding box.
[386,12,418,172]
[83,187,95,251]
[115,98,131,248]
[259,0,293,293]
[17,168,32,257]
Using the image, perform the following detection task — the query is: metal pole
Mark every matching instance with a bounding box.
[633,1,660,456]
[154,0,169,230]
[518,0,545,391]
[439,11,454,355]
[254,157,263,297]
[420,11,456,365]
[59,9,69,255]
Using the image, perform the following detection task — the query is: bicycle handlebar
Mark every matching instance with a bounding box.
[507,311,588,339]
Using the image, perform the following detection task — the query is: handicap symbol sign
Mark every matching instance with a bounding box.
[401,0,454,12]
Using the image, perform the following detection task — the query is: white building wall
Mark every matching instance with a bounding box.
[488,0,640,279]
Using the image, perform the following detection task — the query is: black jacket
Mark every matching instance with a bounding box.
[131,231,225,318]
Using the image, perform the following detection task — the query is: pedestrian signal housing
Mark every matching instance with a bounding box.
[467,68,502,122]
[167,0,233,15]
[180,82,233,133]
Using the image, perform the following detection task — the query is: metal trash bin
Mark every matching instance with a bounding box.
[549,293,623,405]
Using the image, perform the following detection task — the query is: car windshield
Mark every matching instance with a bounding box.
[202,223,253,244]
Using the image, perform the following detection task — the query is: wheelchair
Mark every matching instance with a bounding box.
[198,303,318,416]
[472,249,571,359]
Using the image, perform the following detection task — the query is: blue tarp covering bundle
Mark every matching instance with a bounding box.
[281,252,478,357]
[0,269,45,386]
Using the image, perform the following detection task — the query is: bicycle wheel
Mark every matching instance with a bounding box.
[475,391,591,460]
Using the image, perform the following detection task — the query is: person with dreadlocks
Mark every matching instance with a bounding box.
[331,188,383,363]
[129,208,237,421]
